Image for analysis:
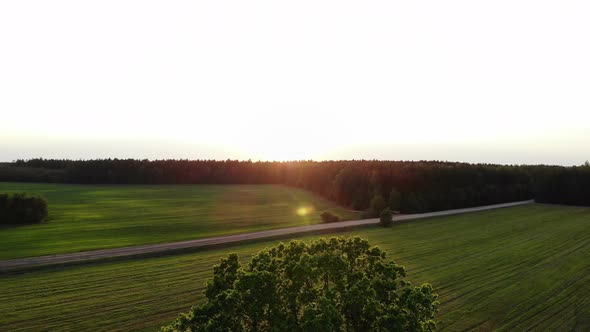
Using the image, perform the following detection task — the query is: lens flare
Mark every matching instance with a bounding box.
[296,206,312,216]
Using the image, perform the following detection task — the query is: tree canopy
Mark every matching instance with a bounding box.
[0,193,48,225]
[161,237,438,332]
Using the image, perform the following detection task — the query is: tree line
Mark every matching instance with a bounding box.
[2,158,546,213]
[533,164,590,206]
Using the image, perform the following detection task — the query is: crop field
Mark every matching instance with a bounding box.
[0,183,359,259]
[2,204,590,331]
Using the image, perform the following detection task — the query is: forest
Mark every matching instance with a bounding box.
[1,159,547,213]
[534,165,590,206]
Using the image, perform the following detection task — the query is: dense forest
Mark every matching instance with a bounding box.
[534,164,590,206]
[1,159,544,213]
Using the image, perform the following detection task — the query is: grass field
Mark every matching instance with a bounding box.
[2,204,590,331]
[0,183,359,259]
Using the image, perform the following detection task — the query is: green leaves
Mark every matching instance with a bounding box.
[205,253,240,299]
[0,193,48,225]
[301,297,343,332]
[162,237,438,332]
[379,208,394,227]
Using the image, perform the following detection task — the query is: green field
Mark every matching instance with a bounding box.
[2,204,590,331]
[0,183,359,259]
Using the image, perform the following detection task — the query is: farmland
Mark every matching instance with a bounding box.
[0,183,359,259]
[1,204,589,331]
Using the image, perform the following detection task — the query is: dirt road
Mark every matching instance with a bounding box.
[0,200,533,272]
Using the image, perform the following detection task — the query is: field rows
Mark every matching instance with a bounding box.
[0,183,359,259]
[1,205,590,331]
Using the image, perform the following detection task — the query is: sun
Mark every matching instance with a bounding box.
[248,142,328,162]
[230,122,335,161]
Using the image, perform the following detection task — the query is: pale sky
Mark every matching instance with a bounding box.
[1,1,589,165]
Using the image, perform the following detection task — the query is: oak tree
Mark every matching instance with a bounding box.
[162,237,438,332]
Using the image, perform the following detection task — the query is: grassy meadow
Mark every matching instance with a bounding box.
[2,204,590,331]
[0,183,359,259]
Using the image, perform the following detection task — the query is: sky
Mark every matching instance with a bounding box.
[1,1,589,165]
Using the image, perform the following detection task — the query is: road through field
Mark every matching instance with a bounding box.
[0,200,533,272]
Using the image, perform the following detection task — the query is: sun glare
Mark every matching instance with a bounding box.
[242,140,331,162]
[296,206,313,216]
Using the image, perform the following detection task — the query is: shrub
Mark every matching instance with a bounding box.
[379,207,394,227]
[369,194,387,217]
[320,211,340,223]
[0,193,48,225]
[161,237,438,332]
